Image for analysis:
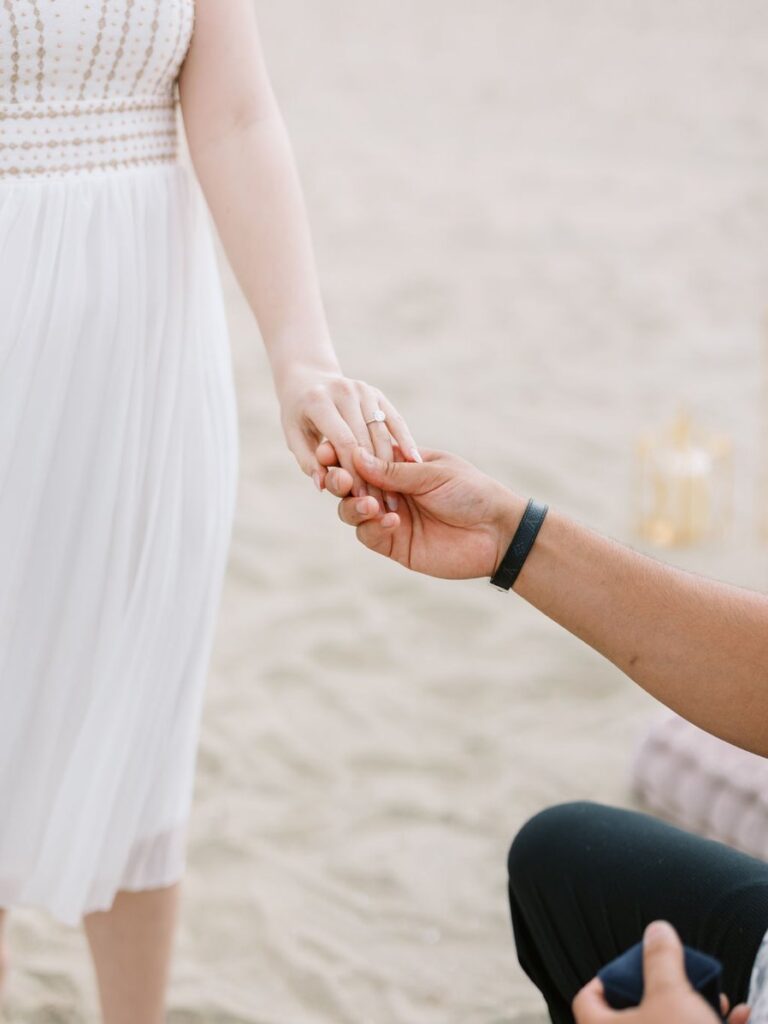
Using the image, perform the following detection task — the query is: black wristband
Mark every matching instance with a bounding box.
[490,499,549,592]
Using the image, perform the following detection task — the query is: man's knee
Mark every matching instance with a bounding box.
[508,801,604,899]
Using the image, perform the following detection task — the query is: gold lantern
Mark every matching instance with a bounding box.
[635,408,733,548]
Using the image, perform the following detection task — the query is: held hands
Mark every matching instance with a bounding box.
[277,368,420,510]
[573,922,750,1024]
[317,442,527,580]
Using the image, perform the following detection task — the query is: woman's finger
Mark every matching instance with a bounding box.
[334,392,383,505]
[305,400,367,497]
[316,440,339,468]
[372,423,398,512]
[325,466,357,500]
[286,425,325,491]
[378,394,421,464]
[361,390,399,512]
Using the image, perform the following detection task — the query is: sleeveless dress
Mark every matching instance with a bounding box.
[0,1,239,924]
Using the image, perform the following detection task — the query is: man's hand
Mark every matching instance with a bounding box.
[317,441,526,580]
[573,922,750,1024]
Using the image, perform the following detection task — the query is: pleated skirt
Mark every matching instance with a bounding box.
[0,163,239,924]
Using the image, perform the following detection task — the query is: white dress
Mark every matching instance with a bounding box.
[0,1,239,924]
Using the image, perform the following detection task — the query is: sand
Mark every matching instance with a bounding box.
[6,1,768,1021]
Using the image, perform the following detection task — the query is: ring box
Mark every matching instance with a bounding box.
[598,941,723,1017]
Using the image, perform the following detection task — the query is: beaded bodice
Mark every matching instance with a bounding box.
[0,1,195,180]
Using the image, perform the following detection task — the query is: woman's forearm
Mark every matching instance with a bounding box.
[511,505,768,755]
[177,0,338,390]
[185,110,339,389]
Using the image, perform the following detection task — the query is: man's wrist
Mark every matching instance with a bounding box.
[491,491,529,577]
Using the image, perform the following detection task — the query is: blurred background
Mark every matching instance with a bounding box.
[8,1,768,1021]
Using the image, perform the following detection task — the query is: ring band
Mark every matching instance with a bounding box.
[365,409,387,427]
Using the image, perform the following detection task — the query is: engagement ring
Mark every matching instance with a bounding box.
[365,410,387,426]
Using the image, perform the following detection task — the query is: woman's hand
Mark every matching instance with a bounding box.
[573,922,750,1024]
[277,367,420,510]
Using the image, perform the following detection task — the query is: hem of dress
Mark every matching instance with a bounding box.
[0,869,186,928]
[0,819,189,926]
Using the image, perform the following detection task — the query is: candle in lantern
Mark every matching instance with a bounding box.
[635,408,732,548]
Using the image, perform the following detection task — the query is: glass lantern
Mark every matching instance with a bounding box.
[635,408,733,548]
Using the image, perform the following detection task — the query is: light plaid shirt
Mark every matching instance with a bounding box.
[749,932,768,1023]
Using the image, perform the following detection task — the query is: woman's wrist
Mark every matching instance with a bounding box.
[272,357,342,397]
[268,327,341,392]
[272,362,342,401]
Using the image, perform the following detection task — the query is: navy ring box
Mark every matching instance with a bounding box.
[598,941,724,1017]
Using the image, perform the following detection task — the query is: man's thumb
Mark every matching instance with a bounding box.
[643,921,689,999]
[353,447,433,494]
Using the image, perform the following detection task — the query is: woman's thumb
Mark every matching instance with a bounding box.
[353,447,433,494]
[642,921,688,998]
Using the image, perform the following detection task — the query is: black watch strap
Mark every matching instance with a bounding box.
[490,499,549,592]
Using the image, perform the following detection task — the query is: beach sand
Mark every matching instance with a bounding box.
[6,1,768,1021]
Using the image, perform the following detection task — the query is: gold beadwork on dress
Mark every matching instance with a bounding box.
[2,0,20,104]
[28,0,46,103]
[151,0,190,97]
[105,0,136,98]
[0,99,173,122]
[78,0,110,101]
[0,97,179,180]
[0,0,195,181]
[131,0,163,95]
[0,128,177,153]
[0,153,177,180]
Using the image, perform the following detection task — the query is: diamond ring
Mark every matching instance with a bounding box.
[365,409,387,427]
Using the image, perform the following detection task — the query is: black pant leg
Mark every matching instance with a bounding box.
[508,802,768,1024]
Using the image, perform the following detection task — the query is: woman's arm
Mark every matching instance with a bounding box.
[325,446,768,757]
[178,0,417,501]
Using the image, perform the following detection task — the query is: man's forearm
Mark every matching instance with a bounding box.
[510,504,768,756]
